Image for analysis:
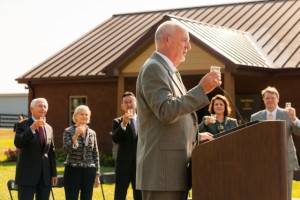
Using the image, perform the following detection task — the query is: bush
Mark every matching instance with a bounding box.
[4,148,19,162]
[55,148,66,162]
[100,153,115,167]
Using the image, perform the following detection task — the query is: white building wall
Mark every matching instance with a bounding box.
[0,93,28,115]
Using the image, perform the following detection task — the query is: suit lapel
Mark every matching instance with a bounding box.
[276,108,285,120]
[152,53,186,95]
[169,70,186,94]
[261,110,267,120]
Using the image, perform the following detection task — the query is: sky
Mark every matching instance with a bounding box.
[0,0,254,94]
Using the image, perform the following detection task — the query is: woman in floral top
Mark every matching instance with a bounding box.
[63,105,100,200]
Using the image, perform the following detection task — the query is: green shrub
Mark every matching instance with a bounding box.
[100,152,115,167]
[55,148,66,162]
[4,148,19,162]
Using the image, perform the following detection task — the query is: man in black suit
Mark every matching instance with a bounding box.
[112,92,142,200]
[14,97,57,200]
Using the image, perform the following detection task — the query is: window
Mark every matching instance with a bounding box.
[69,96,87,125]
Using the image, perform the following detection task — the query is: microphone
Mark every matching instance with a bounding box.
[217,86,246,126]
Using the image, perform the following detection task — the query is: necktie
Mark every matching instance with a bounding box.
[175,70,183,83]
[174,70,187,93]
[39,127,45,145]
[268,113,273,120]
[130,119,137,137]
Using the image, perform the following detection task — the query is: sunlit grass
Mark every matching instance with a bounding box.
[1,128,299,199]
[0,128,130,200]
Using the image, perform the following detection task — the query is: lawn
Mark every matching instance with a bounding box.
[0,128,134,200]
[0,128,299,199]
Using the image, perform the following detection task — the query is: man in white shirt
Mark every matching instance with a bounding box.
[250,86,300,200]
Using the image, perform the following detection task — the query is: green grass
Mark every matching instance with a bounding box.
[1,128,299,199]
[0,128,134,200]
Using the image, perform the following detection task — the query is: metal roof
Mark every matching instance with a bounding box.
[171,15,270,67]
[17,0,300,83]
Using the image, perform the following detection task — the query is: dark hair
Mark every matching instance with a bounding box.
[208,94,232,117]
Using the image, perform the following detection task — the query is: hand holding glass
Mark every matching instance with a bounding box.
[210,114,217,123]
[40,117,46,126]
[210,66,221,72]
[285,102,291,108]
[127,109,134,118]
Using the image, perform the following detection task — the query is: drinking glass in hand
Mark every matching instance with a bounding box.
[127,109,134,118]
[210,114,217,123]
[285,102,291,109]
[40,117,46,122]
[210,66,221,72]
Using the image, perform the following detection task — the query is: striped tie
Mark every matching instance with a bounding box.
[268,113,273,120]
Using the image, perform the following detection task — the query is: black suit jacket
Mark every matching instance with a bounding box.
[14,117,57,186]
[112,116,138,173]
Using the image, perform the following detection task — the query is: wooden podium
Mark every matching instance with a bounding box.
[192,121,287,200]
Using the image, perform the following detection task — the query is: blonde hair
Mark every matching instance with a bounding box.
[72,105,91,123]
[261,86,279,98]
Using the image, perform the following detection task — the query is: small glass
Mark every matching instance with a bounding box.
[210,66,221,72]
[210,114,217,123]
[285,102,291,109]
[127,109,133,115]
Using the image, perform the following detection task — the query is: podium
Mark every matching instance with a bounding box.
[192,121,287,200]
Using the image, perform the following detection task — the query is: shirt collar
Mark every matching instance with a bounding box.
[155,51,177,72]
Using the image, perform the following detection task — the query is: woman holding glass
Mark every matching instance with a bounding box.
[63,105,100,200]
[199,94,238,135]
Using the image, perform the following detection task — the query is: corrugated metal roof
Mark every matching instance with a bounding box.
[17,0,300,82]
[171,15,270,67]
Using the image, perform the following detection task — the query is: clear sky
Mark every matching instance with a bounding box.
[0,0,253,94]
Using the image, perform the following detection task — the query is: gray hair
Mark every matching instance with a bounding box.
[72,105,91,123]
[30,98,48,109]
[154,21,184,48]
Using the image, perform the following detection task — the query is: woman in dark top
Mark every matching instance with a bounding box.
[199,94,238,135]
[63,105,100,200]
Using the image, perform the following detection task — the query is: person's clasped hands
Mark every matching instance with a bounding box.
[199,132,214,141]
[75,125,86,137]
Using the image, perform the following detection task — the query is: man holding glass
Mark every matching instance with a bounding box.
[112,91,142,200]
[250,86,300,200]
[14,98,57,200]
[136,20,221,200]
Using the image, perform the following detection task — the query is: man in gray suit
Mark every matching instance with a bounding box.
[250,86,300,200]
[136,20,221,200]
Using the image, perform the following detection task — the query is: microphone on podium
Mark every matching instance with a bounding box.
[217,86,246,126]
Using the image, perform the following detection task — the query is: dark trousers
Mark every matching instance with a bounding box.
[114,167,142,200]
[18,173,51,200]
[64,165,96,200]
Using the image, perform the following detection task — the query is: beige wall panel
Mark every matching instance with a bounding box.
[122,41,224,75]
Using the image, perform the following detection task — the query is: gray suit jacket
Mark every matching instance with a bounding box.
[250,107,300,171]
[136,52,209,191]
